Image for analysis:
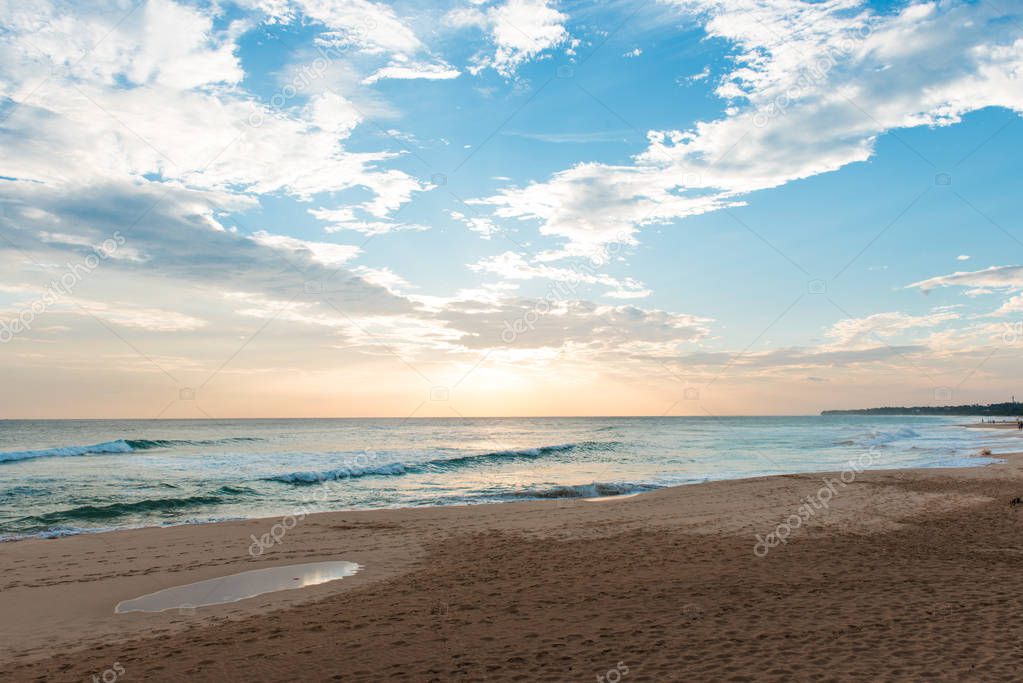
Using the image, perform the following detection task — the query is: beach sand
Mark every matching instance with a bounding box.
[4,439,1023,681]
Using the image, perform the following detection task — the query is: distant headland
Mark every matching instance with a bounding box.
[821,402,1023,416]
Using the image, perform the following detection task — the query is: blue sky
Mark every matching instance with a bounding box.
[1,0,1022,417]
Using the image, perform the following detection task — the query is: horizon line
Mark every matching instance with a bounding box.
[0,413,972,421]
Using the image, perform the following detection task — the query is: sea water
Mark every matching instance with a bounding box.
[1,416,1017,539]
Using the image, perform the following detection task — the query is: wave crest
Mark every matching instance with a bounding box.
[126,437,262,450]
[416,441,619,472]
[0,436,267,464]
[265,441,620,486]
[839,427,920,448]
[20,495,226,526]
[0,439,134,464]
[508,482,659,499]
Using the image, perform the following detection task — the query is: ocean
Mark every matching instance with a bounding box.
[0,416,1017,540]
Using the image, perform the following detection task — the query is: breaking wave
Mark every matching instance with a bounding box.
[125,438,263,450]
[265,441,620,486]
[18,495,227,526]
[0,437,265,464]
[506,482,660,499]
[836,427,920,448]
[0,440,134,464]
[415,441,616,472]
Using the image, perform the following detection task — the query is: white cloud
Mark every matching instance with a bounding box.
[455,0,570,78]
[444,6,488,29]
[623,48,643,58]
[309,208,429,236]
[957,254,971,261]
[306,92,362,138]
[75,300,207,332]
[684,65,711,83]
[1,180,419,329]
[250,0,424,57]
[825,310,960,350]
[476,162,739,260]
[448,210,501,239]
[5,0,1022,411]
[474,1,1023,256]
[0,0,430,238]
[439,296,712,353]
[362,59,461,84]
[989,294,1023,317]
[351,266,415,295]
[470,251,651,299]
[0,0,245,93]
[248,231,361,267]
[0,294,210,332]
[906,265,1023,320]
[907,265,1023,293]
[38,231,149,263]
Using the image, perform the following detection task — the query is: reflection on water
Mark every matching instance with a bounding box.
[115,560,361,613]
[583,492,642,502]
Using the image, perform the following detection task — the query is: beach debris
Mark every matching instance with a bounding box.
[1010,497,1022,506]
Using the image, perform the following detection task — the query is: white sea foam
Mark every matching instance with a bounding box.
[0,439,134,464]
[842,427,920,448]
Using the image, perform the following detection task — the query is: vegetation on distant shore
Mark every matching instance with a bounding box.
[821,402,1023,416]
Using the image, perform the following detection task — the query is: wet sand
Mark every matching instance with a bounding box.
[3,438,1023,681]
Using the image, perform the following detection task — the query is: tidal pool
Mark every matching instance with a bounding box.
[116,560,361,613]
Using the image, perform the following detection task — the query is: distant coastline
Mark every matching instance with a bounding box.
[821,402,1023,416]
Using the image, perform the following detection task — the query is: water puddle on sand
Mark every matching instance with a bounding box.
[116,561,361,613]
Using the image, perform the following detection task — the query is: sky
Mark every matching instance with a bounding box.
[1,0,1022,418]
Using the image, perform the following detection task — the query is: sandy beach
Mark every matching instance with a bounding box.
[3,435,1023,682]
[6,0,1023,679]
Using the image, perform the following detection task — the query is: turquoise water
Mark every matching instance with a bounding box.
[0,416,1017,539]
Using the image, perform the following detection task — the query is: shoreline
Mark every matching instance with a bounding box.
[0,465,1005,547]
[4,421,1019,545]
[4,440,1023,680]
